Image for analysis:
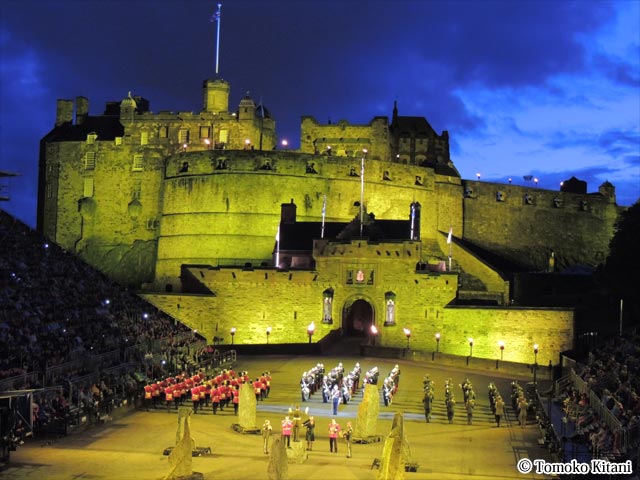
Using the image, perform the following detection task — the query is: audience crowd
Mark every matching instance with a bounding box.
[0,209,201,439]
[554,333,640,460]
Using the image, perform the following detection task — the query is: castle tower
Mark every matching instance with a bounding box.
[202,78,230,113]
[598,181,616,203]
[238,92,256,121]
[119,92,137,123]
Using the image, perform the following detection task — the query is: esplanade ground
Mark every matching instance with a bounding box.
[1,353,555,480]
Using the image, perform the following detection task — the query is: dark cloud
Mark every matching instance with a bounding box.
[0,0,636,226]
[544,128,640,160]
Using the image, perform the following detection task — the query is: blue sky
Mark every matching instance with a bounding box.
[1,0,638,227]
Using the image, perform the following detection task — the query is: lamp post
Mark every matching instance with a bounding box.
[498,340,505,361]
[370,324,378,346]
[204,138,211,149]
[230,327,236,345]
[476,173,481,181]
[307,322,315,344]
[281,139,288,149]
[266,326,272,344]
[403,328,411,350]
[468,338,474,357]
[435,332,441,352]
[533,344,539,384]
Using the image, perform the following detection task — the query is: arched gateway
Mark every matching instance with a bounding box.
[342,298,375,337]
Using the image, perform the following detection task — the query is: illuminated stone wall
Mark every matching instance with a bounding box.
[462,180,620,270]
[155,150,458,290]
[300,116,390,160]
[141,285,573,366]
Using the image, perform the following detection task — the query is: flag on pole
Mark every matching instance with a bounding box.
[211,3,221,22]
[447,227,453,244]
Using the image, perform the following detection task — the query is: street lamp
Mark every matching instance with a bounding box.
[204,138,211,149]
[281,139,288,148]
[498,340,505,361]
[435,332,441,352]
[403,328,411,350]
[266,326,272,344]
[468,338,474,357]
[476,173,481,181]
[245,139,251,149]
[307,322,315,344]
[230,327,236,345]
[533,344,539,384]
[370,324,379,346]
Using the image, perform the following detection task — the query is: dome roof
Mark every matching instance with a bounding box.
[120,91,137,108]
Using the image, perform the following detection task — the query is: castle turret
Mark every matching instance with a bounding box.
[119,92,137,123]
[203,78,230,113]
[55,99,74,126]
[598,181,616,203]
[238,92,256,121]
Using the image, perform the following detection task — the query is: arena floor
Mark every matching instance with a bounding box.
[1,354,554,479]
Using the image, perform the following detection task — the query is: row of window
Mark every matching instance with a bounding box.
[84,152,143,171]
[466,188,591,209]
[85,127,229,146]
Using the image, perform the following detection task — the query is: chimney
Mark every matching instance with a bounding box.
[281,199,297,224]
[76,96,89,125]
[55,99,74,126]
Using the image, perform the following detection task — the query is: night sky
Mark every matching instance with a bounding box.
[1,0,638,227]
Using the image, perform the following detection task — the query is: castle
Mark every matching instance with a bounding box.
[37,77,622,364]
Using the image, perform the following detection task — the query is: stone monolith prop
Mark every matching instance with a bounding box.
[238,382,257,430]
[354,383,379,440]
[377,412,411,480]
[267,435,288,480]
[166,407,196,480]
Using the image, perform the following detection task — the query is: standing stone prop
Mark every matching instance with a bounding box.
[165,407,199,480]
[376,413,412,480]
[267,435,288,480]
[354,383,380,442]
[285,440,308,464]
[236,382,257,432]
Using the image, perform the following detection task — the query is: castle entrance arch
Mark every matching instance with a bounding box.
[342,298,374,337]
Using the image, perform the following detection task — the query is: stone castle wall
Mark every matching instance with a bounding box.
[141,289,572,366]
[462,180,619,270]
[300,116,390,160]
[155,150,456,289]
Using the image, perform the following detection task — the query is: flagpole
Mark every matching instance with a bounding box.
[360,149,367,237]
[447,226,453,272]
[215,3,222,76]
[321,194,326,239]
[410,203,415,240]
[275,226,280,268]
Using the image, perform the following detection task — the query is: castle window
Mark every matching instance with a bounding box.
[496,191,505,202]
[46,183,53,199]
[83,178,94,198]
[158,126,168,138]
[524,193,533,205]
[84,152,96,170]
[132,155,144,172]
[115,137,123,146]
[132,181,142,200]
[219,129,229,145]
[86,132,97,144]
[140,131,149,145]
[200,126,211,139]
[178,129,190,144]
[146,218,160,230]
